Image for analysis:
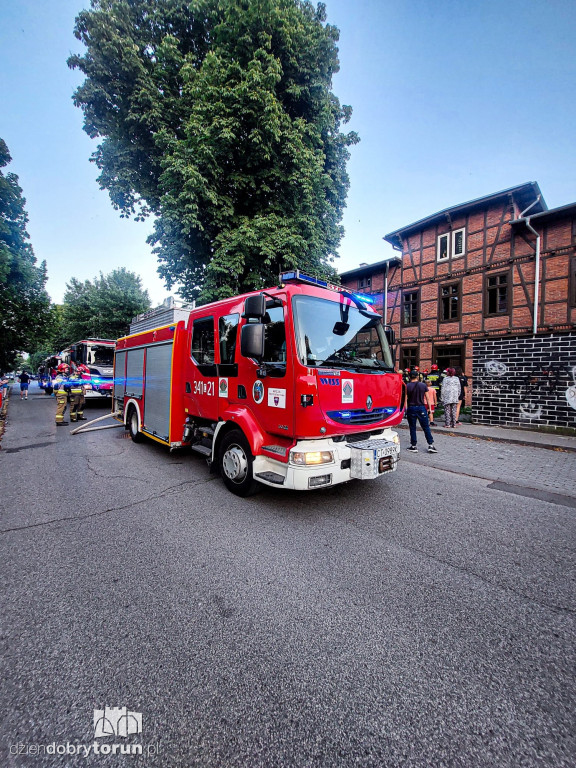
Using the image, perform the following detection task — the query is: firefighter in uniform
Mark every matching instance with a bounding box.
[427,364,444,395]
[67,370,88,422]
[53,367,70,426]
[74,361,91,378]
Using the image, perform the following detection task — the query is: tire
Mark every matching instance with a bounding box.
[218,429,260,497]
[127,406,144,443]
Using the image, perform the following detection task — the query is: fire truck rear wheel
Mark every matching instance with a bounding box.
[127,406,144,443]
[219,429,260,497]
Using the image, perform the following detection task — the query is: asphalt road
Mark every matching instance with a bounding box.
[1,383,575,767]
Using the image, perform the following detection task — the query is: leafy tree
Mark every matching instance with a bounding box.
[69,0,358,302]
[27,348,53,373]
[61,267,151,341]
[28,306,68,366]
[46,304,69,353]
[0,139,52,372]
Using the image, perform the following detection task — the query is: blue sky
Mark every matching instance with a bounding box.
[1,0,575,307]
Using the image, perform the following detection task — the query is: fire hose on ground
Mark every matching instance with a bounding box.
[70,410,124,435]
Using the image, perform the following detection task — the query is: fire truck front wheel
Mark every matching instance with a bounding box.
[218,429,260,497]
[127,406,144,443]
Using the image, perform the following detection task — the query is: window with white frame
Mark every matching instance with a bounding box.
[437,228,466,261]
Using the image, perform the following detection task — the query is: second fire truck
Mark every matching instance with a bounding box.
[60,339,115,397]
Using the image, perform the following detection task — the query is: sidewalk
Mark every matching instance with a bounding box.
[397,419,576,452]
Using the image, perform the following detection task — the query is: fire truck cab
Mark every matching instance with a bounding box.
[61,339,115,397]
[114,271,405,496]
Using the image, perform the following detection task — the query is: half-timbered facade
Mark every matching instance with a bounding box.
[341,183,576,398]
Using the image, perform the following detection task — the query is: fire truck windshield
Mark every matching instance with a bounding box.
[292,295,394,371]
[87,345,114,366]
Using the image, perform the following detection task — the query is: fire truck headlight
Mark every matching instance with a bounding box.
[391,434,400,444]
[291,451,334,466]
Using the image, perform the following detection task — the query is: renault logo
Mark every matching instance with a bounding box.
[366,395,373,411]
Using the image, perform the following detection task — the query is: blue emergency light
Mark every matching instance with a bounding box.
[346,291,375,305]
[280,269,375,306]
[280,270,328,288]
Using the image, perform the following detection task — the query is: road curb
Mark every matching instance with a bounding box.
[0,387,10,446]
[396,423,576,453]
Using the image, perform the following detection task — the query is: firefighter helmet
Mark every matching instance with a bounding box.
[431,364,439,370]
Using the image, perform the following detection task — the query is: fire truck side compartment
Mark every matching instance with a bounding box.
[143,342,173,440]
[126,348,145,398]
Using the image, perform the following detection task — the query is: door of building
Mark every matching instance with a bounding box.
[434,344,463,371]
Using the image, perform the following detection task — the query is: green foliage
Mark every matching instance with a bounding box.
[27,348,54,372]
[69,0,358,303]
[0,139,52,372]
[61,267,151,341]
[46,304,69,353]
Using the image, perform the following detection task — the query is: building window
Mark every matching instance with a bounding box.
[402,290,419,326]
[453,228,465,258]
[485,272,509,315]
[439,281,461,322]
[437,233,449,261]
[437,228,466,261]
[358,276,371,290]
[570,256,576,307]
[401,347,418,371]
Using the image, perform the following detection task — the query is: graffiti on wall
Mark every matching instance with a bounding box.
[566,367,576,411]
[474,359,576,420]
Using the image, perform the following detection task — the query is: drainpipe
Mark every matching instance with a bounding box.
[384,261,389,323]
[519,196,542,336]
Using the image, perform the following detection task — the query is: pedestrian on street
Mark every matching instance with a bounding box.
[0,373,9,409]
[18,370,31,400]
[424,376,438,425]
[454,366,468,425]
[53,366,70,426]
[441,367,461,428]
[406,370,437,454]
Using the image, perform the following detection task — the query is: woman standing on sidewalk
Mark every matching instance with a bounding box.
[454,365,468,425]
[441,367,460,428]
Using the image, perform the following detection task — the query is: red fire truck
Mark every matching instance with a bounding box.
[60,339,115,397]
[114,271,405,495]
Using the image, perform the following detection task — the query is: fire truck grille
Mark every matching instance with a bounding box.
[327,407,395,425]
[344,431,380,443]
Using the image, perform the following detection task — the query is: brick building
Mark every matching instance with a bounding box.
[340,182,576,389]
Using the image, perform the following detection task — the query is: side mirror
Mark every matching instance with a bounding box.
[243,294,266,320]
[384,326,396,346]
[241,323,265,360]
